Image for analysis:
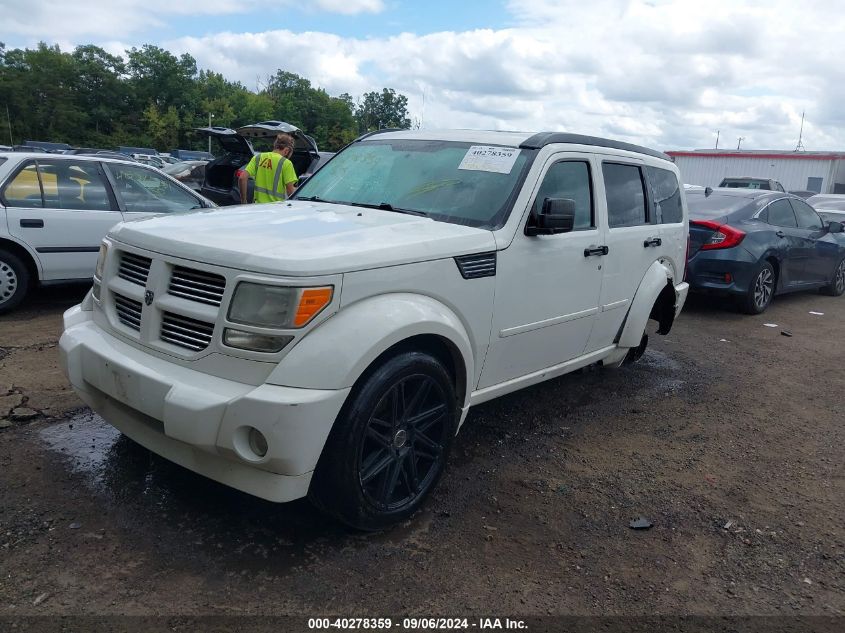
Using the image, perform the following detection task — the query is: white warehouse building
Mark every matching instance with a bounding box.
[666,150,845,194]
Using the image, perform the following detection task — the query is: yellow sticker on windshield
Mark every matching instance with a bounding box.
[458,146,521,174]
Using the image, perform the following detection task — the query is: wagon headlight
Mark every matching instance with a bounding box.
[227,283,333,329]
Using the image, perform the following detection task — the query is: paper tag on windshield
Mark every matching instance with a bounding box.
[458,146,521,174]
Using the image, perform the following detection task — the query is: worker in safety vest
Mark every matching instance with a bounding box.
[238,133,298,203]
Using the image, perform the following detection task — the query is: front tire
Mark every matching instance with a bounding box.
[739,261,775,314]
[0,250,30,314]
[821,257,845,296]
[309,351,458,531]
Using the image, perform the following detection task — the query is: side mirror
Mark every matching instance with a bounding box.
[526,198,576,236]
[828,220,843,233]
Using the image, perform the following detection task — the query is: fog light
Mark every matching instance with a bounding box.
[248,427,268,458]
[223,328,292,353]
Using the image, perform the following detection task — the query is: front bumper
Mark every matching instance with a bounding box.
[59,306,350,502]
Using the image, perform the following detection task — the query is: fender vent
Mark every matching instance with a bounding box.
[455,252,497,279]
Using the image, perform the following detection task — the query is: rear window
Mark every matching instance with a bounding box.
[686,191,755,219]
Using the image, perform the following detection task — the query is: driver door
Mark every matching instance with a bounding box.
[479,155,606,389]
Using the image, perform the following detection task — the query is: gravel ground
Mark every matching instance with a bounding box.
[0,284,843,620]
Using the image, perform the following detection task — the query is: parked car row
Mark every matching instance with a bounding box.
[0,152,214,312]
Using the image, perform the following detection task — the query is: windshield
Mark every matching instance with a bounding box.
[294,139,536,229]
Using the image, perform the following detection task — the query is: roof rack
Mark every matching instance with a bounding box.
[520,132,671,162]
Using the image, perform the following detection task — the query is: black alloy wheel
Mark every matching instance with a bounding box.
[309,351,457,530]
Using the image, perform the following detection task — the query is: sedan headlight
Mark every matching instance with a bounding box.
[95,242,108,280]
[227,283,333,329]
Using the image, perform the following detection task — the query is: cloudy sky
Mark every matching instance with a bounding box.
[2,0,844,151]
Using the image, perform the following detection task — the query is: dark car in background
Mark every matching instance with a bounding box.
[195,121,324,205]
[686,188,845,314]
[719,177,786,192]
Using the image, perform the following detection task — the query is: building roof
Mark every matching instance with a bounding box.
[667,149,845,161]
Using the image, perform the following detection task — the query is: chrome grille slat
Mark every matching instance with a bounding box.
[118,253,152,286]
[168,266,226,307]
[160,311,214,352]
[114,293,142,331]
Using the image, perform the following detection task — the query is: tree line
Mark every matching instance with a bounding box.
[0,42,412,153]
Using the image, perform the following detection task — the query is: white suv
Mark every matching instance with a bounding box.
[59,130,689,529]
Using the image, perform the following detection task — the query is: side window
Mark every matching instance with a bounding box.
[790,199,823,230]
[603,162,647,228]
[106,163,201,214]
[766,199,797,227]
[2,163,43,208]
[645,166,682,224]
[757,208,769,223]
[38,160,113,211]
[533,160,593,230]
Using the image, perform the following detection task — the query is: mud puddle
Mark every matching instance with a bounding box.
[36,412,356,574]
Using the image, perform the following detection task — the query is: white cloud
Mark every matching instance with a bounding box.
[5,0,845,150]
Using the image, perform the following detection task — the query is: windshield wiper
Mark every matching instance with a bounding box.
[295,195,335,203]
[346,201,428,217]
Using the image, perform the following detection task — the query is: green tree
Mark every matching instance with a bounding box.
[355,88,411,133]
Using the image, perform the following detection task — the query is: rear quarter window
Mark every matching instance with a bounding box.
[646,166,682,224]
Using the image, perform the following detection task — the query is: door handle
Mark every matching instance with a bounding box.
[643,237,662,247]
[584,245,609,257]
[776,230,785,238]
[20,219,44,228]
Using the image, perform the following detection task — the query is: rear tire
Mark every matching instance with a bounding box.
[0,250,30,314]
[309,351,458,531]
[820,257,845,296]
[739,261,775,314]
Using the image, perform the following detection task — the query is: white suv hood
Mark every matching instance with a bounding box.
[109,201,497,276]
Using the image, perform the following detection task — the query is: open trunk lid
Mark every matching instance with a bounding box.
[194,126,253,156]
[236,121,318,153]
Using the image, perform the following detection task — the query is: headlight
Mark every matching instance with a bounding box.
[228,283,333,329]
[95,242,108,280]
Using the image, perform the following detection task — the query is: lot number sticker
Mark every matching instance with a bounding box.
[458,146,521,174]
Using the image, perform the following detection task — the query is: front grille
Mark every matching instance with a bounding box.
[114,293,142,331]
[168,266,226,306]
[118,252,152,286]
[160,312,214,351]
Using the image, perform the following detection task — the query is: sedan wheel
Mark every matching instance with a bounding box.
[753,267,774,310]
[740,261,776,314]
[0,250,30,314]
[821,258,845,297]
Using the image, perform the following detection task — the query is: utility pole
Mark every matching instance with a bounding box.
[208,112,214,154]
[715,130,720,149]
[5,104,12,146]
[795,111,806,152]
[737,137,745,150]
